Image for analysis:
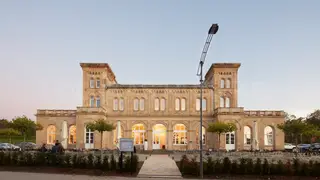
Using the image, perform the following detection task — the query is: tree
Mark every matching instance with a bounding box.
[207,122,237,150]
[10,116,38,142]
[0,128,20,143]
[86,119,115,149]
[306,109,320,127]
[0,119,9,129]
[302,124,320,143]
[277,118,309,146]
[36,123,43,131]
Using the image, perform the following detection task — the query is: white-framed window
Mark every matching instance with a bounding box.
[139,98,145,111]
[96,79,100,88]
[181,98,186,111]
[196,98,206,111]
[133,98,139,111]
[132,124,146,145]
[90,78,95,88]
[85,127,94,144]
[220,79,225,88]
[225,97,230,108]
[220,97,225,108]
[244,126,251,145]
[196,98,200,111]
[69,125,76,144]
[113,98,119,111]
[226,79,231,88]
[175,98,180,111]
[196,126,206,145]
[264,126,274,146]
[173,124,187,145]
[96,96,101,107]
[154,98,160,111]
[47,125,56,145]
[119,98,124,111]
[90,96,95,107]
[160,98,166,111]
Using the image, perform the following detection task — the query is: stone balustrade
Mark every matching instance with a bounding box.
[76,107,106,114]
[36,109,76,117]
[214,107,244,114]
[244,110,284,117]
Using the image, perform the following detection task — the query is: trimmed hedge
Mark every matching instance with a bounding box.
[0,151,139,173]
[178,155,320,177]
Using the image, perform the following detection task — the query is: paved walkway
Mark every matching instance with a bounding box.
[137,154,182,178]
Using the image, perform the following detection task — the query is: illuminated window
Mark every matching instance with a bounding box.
[47,125,56,145]
[196,126,206,144]
[173,124,187,145]
[69,125,76,144]
[132,124,146,145]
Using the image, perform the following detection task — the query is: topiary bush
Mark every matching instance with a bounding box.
[178,155,320,177]
[0,151,140,173]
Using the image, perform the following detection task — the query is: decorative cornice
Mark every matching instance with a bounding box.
[106,84,214,89]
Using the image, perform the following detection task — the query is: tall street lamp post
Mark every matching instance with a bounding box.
[196,24,219,179]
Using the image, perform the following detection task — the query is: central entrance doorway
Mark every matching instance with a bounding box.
[152,124,166,150]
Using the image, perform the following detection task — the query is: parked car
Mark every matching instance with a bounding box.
[297,144,311,152]
[0,143,21,151]
[15,142,37,150]
[284,143,297,151]
[309,143,320,152]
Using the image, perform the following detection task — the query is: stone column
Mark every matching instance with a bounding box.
[116,120,121,148]
[253,120,259,150]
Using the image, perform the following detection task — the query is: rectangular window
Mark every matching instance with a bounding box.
[90,96,94,107]
[196,98,200,111]
[90,79,95,88]
[139,99,145,111]
[160,98,166,111]
[119,98,124,111]
[133,99,139,111]
[181,98,186,111]
[96,80,100,88]
[202,99,207,111]
[175,98,180,111]
[96,98,101,107]
[113,98,118,111]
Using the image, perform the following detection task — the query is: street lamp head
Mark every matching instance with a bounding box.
[208,24,219,35]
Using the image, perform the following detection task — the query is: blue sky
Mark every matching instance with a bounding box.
[0,0,319,120]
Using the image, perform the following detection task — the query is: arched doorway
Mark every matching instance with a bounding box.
[152,124,166,149]
[225,131,235,151]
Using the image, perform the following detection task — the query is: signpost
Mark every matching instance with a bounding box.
[119,138,134,175]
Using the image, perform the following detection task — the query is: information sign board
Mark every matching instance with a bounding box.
[119,138,134,152]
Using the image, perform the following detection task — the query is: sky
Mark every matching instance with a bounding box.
[0,0,319,120]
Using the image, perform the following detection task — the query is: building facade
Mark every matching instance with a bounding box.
[36,63,285,151]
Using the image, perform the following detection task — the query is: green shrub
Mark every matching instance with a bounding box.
[102,155,109,171]
[110,154,117,170]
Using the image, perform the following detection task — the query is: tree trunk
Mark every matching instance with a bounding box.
[23,133,26,142]
[100,132,103,149]
[218,133,221,151]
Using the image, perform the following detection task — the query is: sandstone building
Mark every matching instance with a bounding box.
[36,63,285,151]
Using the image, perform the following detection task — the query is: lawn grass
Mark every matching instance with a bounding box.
[0,136,36,144]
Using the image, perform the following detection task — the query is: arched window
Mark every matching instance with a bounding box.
[196,98,200,111]
[173,124,187,145]
[202,98,207,111]
[181,98,186,111]
[154,98,160,111]
[175,98,180,111]
[69,125,76,144]
[96,78,101,88]
[243,126,251,145]
[220,97,225,108]
[133,98,139,111]
[90,78,95,88]
[96,96,100,107]
[196,126,206,144]
[220,79,225,88]
[139,98,145,111]
[132,124,146,145]
[264,126,274,146]
[113,98,118,111]
[90,96,95,107]
[47,125,56,145]
[119,98,124,111]
[160,98,166,111]
[225,97,230,108]
[226,79,231,88]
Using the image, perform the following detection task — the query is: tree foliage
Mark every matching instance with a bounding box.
[306,109,320,127]
[208,121,237,150]
[0,128,21,143]
[87,119,115,149]
[0,119,9,129]
[10,116,39,142]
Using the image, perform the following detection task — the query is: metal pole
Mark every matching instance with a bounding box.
[199,61,204,179]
